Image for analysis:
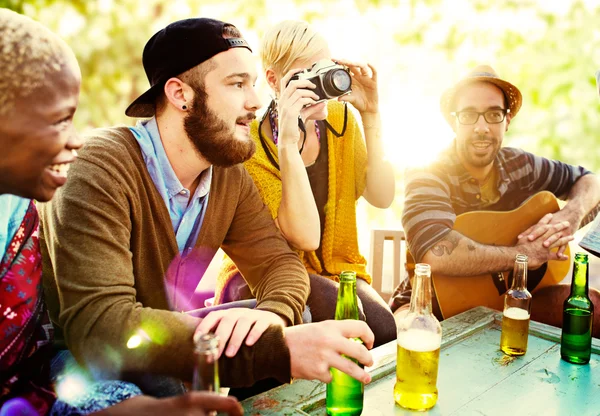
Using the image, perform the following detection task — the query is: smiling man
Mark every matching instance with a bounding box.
[0,9,82,414]
[390,65,600,324]
[37,18,316,395]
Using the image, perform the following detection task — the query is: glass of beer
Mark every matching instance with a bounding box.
[394,263,442,411]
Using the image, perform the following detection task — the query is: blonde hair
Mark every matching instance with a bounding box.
[0,9,75,116]
[260,20,328,77]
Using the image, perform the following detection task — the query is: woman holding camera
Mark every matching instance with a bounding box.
[215,20,396,347]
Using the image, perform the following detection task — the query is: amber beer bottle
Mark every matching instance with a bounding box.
[561,253,594,364]
[192,333,220,392]
[394,263,442,411]
[500,254,532,356]
[326,271,364,416]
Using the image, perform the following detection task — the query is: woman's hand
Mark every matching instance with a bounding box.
[277,68,327,147]
[335,59,379,114]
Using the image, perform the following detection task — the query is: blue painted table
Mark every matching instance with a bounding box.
[241,306,600,416]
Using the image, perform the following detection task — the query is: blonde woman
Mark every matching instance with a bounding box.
[216,20,396,346]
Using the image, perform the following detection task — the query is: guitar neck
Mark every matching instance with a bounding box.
[581,203,600,229]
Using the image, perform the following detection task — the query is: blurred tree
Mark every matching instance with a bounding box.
[9,0,599,173]
[383,0,600,172]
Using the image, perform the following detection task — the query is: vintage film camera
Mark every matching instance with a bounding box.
[289,59,352,102]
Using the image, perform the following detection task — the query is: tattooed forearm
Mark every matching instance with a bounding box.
[423,231,516,276]
[430,232,463,257]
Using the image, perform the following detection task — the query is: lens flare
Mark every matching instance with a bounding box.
[127,334,143,349]
[55,373,88,403]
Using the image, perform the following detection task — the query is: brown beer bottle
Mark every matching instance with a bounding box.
[500,254,532,356]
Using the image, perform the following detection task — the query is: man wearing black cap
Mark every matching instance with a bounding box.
[38,17,375,396]
[390,65,600,327]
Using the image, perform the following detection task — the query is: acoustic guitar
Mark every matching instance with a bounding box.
[424,191,571,319]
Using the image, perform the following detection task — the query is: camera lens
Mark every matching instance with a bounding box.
[325,69,351,94]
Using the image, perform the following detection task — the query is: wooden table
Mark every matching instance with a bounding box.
[241,306,600,415]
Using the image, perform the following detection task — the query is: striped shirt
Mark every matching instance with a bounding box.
[390,143,591,315]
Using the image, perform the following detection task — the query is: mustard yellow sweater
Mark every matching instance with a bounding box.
[215,101,371,304]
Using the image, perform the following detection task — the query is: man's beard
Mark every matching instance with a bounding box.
[458,135,499,168]
[183,85,256,167]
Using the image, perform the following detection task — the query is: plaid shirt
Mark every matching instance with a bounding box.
[390,143,592,315]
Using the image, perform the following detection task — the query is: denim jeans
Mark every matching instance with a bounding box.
[49,349,142,415]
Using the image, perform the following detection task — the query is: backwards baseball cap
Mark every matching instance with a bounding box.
[440,64,522,126]
[126,17,251,118]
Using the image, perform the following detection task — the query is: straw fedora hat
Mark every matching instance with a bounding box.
[440,64,522,126]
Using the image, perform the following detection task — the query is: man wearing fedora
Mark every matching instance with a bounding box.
[390,64,600,324]
[38,17,375,400]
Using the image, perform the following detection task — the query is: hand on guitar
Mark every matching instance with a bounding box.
[516,212,572,268]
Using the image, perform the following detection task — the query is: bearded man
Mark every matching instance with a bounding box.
[39,18,374,399]
[390,65,600,334]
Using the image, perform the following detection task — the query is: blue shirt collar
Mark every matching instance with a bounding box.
[133,117,212,200]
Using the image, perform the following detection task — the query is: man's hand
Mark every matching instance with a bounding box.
[515,213,573,268]
[517,212,574,261]
[195,308,286,358]
[95,392,243,416]
[285,320,374,384]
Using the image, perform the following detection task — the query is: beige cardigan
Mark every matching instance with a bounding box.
[39,127,308,385]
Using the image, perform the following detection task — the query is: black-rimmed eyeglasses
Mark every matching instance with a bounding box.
[450,108,510,125]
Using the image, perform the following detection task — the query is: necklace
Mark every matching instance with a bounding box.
[268,105,320,146]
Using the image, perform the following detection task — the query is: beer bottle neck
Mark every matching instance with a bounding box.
[336,275,359,320]
[511,258,528,290]
[409,270,433,315]
[193,333,220,391]
[570,257,589,298]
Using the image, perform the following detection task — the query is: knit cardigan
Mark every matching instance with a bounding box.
[216,101,371,304]
[38,127,309,386]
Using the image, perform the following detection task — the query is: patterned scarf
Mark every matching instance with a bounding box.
[1,201,56,414]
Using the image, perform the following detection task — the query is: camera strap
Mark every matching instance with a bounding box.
[258,100,281,170]
[258,100,350,170]
[323,102,349,138]
[297,117,308,154]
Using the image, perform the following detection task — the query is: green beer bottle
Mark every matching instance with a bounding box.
[561,253,594,364]
[326,271,364,416]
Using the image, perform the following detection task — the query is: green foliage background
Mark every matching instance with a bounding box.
[2,0,600,229]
